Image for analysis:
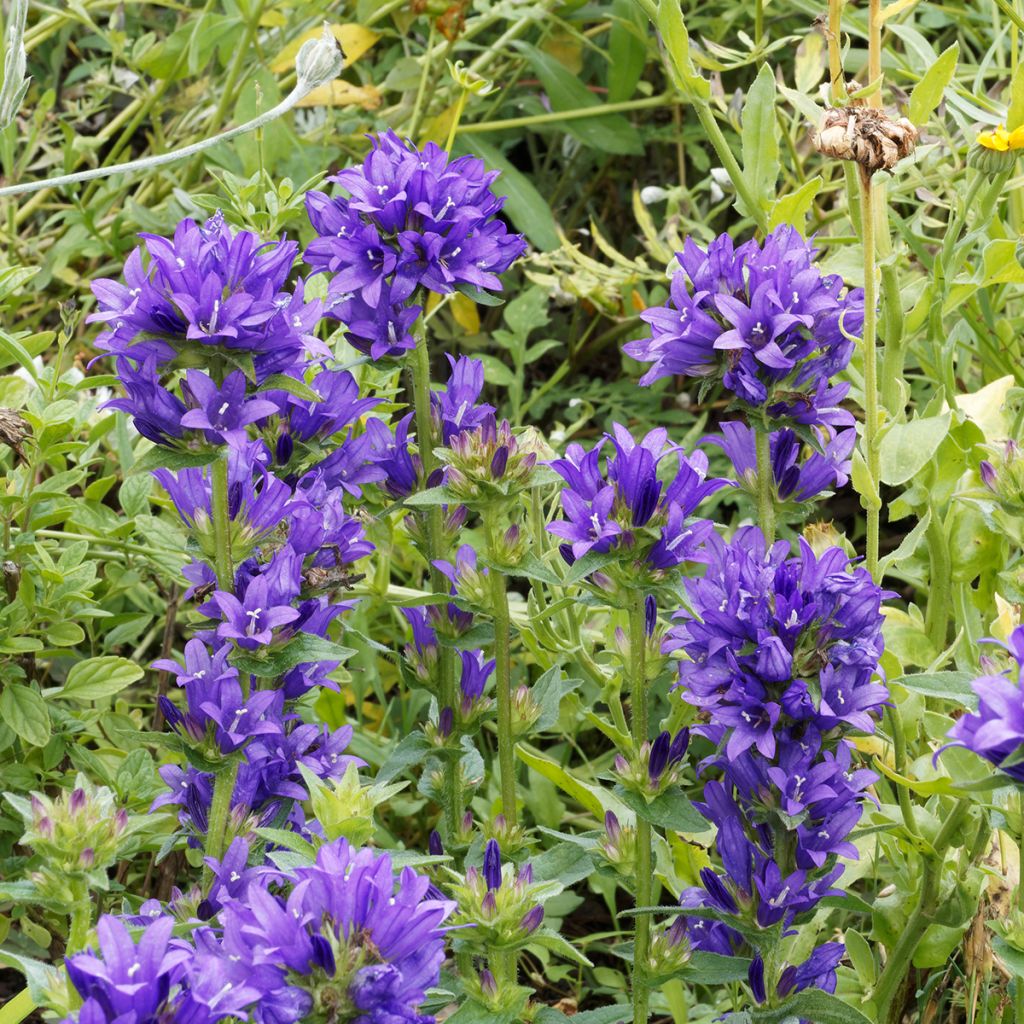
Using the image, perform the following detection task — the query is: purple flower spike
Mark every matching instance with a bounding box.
[624,226,863,427]
[305,132,526,360]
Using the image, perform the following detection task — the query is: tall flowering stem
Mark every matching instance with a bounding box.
[627,590,653,1024]
[858,165,882,581]
[409,319,462,832]
[753,426,776,545]
[485,518,517,826]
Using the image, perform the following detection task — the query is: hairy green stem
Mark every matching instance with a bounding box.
[754,426,776,545]
[924,508,951,651]
[1017,794,1024,1022]
[628,591,653,1024]
[885,704,917,835]
[871,799,972,1022]
[0,988,34,1024]
[202,759,240,888]
[693,102,768,233]
[67,876,92,953]
[409,320,461,834]
[486,517,517,826]
[858,166,881,581]
[210,456,234,593]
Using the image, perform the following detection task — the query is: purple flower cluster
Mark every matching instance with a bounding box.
[624,226,863,427]
[711,421,855,509]
[667,526,889,1001]
[305,131,526,359]
[547,424,725,583]
[60,839,454,1024]
[941,625,1024,782]
[93,213,390,845]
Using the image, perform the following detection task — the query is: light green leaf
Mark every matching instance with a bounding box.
[656,0,710,100]
[768,176,822,229]
[59,656,144,702]
[0,686,50,747]
[878,413,951,485]
[1008,60,1024,130]
[739,63,780,220]
[893,670,976,708]
[517,746,627,820]
[909,42,958,125]
[747,990,873,1024]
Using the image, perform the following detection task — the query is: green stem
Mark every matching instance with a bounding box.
[210,455,234,592]
[1016,796,1024,1022]
[0,988,34,1024]
[858,166,881,581]
[754,426,776,545]
[457,93,672,135]
[871,798,972,1022]
[67,877,92,953]
[407,22,436,140]
[485,517,517,826]
[885,704,917,836]
[202,759,240,888]
[924,508,951,651]
[628,591,653,1024]
[693,102,769,233]
[409,318,460,834]
[754,0,764,57]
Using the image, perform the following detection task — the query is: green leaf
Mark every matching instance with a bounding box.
[656,0,710,100]
[746,990,873,1024]
[608,0,648,103]
[514,44,643,156]
[561,550,620,586]
[529,926,593,967]
[613,784,708,833]
[894,670,976,708]
[517,746,627,820]
[45,621,86,648]
[768,176,822,229]
[403,485,452,508]
[739,63,781,219]
[1008,60,1024,131]
[257,373,322,403]
[878,413,951,485]
[909,42,959,125]
[0,328,40,385]
[487,552,561,586]
[0,686,50,747]
[232,634,356,678]
[454,137,559,251]
[844,928,877,988]
[133,447,218,474]
[59,656,144,702]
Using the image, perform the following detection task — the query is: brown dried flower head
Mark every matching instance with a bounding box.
[0,407,29,458]
[814,90,918,175]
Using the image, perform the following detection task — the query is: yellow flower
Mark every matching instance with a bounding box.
[977,124,1024,152]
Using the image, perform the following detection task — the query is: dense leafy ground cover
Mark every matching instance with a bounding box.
[3,1,1024,1022]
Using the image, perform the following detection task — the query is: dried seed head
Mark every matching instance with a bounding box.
[0,407,28,458]
[814,104,918,174]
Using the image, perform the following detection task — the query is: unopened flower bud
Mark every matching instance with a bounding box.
[295,24,345,93]
[479,969,498,999]
[519,905,544,935]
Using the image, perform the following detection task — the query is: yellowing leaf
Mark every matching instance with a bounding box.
[259,10,287,27]
[297,81,382,109]
[542,31,583,75]
[954,374,1015,442]
[451,293,481,333]
[270,23,379,73]
[418,103,459,147]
